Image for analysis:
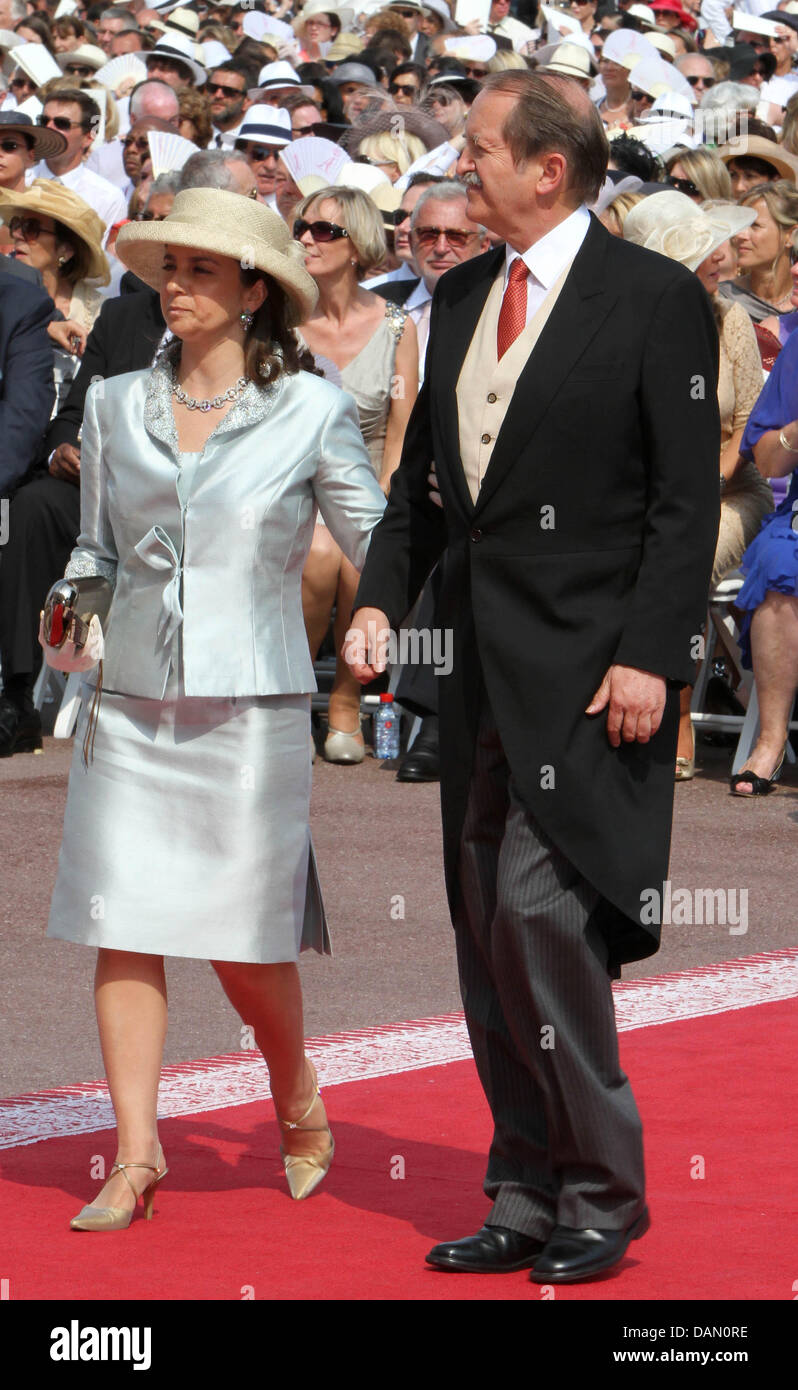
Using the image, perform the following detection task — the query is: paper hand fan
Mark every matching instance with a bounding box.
[280,136,351,188]
[94,53,148,93]
[147,131,199,177]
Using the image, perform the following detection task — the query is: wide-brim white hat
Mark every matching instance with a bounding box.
[293,1,355,36]
[115,187,318,324]
[623,189,757,271]
[541,42,596,80]
[56,45,108,74]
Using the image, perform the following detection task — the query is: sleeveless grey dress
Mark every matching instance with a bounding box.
[46,451,329,965]
[340,301,407,476]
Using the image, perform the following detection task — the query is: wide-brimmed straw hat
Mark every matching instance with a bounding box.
[115,187,318,323]
[540,42,596,80]
[0,109,66,161]
[56,44,108,74]
[0,178,110,282]
[716,135,798,185]
[623,189,756,271]
[341,106,449,154]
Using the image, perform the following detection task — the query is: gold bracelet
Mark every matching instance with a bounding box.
[779,428,798,454]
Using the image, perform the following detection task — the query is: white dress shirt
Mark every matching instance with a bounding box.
[213,120,245,149]
[404,276,433,380]
[30,161,128,246]
[504,203,591,326]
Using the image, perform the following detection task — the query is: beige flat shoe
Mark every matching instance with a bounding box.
[324,722,365,764]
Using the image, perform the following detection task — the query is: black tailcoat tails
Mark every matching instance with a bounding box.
[355,214,721,972]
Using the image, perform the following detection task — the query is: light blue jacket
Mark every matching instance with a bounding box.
[66,362,386,699]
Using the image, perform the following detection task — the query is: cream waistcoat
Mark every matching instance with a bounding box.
[455,258,575,505]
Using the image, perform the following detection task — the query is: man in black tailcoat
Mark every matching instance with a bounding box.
[346,71,720,1283]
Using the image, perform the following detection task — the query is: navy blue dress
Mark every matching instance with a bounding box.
[736,329,798,667]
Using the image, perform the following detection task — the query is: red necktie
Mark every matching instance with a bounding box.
[497,258,529,360]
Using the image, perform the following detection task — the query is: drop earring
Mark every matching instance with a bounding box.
[240,310,254,329]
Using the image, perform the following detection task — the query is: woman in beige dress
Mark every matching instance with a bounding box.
[296,185,418,762]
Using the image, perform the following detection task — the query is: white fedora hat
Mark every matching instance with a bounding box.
[115,187,318,324]
[235,104,292,149]
[541,42,596,80]
[623,189,757,271]
[257,59,304,92]
[146,30,206,86]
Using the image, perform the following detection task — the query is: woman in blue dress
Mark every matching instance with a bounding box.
[731,325,798,793]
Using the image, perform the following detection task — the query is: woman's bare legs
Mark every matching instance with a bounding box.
[734,591,798,792]
[211,960,329,1158]
[79,949,168,1214]
[676,684,694,765]
[328,556,366,737]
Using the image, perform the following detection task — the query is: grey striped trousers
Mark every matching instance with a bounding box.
[453,691,647,1237]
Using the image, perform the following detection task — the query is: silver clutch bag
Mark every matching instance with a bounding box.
[42,576,113,651]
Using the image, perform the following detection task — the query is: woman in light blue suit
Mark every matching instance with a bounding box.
[40,188,387,1228]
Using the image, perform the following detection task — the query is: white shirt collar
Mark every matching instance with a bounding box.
[505,205,591,291]
[405,279,432,313]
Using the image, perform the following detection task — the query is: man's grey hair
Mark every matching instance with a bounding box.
[7,0,27,22]
[675,53,713,74]
[178,149,250,191]
[129,79,180,124]
[147,171,182,201]
[101,6,139,29]
[409,180,488,238]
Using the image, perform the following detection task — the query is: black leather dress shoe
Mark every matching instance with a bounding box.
[529,1208,650,1284]
[426,1224,545,1273]
[0,699,42,758]
[396,715,439,782]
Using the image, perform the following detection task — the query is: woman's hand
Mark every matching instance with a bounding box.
[428,462,442,508]
[48,319,88,356]
[38,610,104,673]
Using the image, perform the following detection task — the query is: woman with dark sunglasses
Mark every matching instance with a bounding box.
[664,147,733,203]
[294,185,418,764]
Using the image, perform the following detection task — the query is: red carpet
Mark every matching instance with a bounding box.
[1,992,796,1301]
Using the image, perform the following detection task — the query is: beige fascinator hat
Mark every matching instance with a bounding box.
[115,188,319,323]
[623,190,756,272]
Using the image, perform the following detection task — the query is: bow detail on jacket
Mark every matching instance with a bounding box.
[134,525,183,645]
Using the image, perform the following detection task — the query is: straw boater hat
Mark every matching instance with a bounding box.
[623,190,756,271]
[0,178,110,282]
[115,188,318,324]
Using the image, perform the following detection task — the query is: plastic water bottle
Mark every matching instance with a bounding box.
[371,693,401,760]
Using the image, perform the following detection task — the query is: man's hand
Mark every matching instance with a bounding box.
[344,607,391,684]
[48,319,87,356]
[49,443,80,483]
[586,664,667,747]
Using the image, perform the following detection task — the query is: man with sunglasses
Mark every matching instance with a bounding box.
[386,1,432,66]
[208,61,254,148]
[407,181,491,381]
[233,105,291,206]
[675,52,716,103]
[31,90,127,249]
[388,61,426,106]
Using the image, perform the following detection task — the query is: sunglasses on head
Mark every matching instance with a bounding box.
[38,115,85,132]
[414,225,476,248]
[293,218,349,242]
[685,74,715,88]
[8,215,54,241]
[668,175,700,198]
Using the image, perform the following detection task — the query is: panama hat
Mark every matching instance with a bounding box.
[623,190,757,271]
[146,30,206,86]
[0,178,110,282]
[57,44,109,75]
[325,33,365,61]
[235,105,292,149]
[162,6,200,39]
[115,187,318,323]
[0,109,66,161]
[540,43,597,80]
[716,135,798,185]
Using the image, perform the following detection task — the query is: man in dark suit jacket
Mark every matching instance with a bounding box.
[0,283,164,756]
[347,73,719,1282]
[0,269,55,500]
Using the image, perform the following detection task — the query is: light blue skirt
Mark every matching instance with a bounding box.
[46,655,330,964]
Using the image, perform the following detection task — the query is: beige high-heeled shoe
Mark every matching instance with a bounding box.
[323,719,365,764]
[276,1061,334,1201]
[70,1144,168,1232]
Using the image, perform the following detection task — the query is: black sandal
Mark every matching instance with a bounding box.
[730,746,786,796]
